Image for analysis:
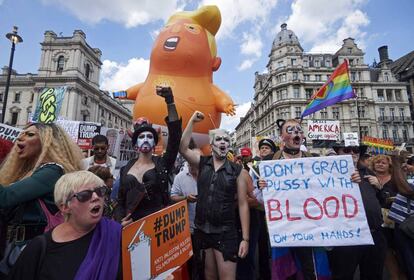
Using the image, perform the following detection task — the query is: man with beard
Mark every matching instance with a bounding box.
[83,135,117,175]
[179,111,250,280]
[113,86,182,223]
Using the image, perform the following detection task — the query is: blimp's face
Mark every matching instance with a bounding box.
[150,18,214,76]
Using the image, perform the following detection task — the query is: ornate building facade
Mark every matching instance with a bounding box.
[235,23,413,151]
[0,30,131,129]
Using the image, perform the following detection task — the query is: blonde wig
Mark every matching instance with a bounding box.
[0,123,84,186]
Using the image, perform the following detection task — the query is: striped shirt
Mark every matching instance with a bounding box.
[389,193,414,223]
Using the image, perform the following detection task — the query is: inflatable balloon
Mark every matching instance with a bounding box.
[114,5,235,152]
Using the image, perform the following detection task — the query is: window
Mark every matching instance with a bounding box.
[0,93,3,102]
[292,72,298,80]
[315,75,321,81]
[320,109,328,119]
[325,60,331,67]
[57,56,64,71]
[348,48,352,54]
[382,126,388,139]
[278,61,284,68]
[349,59,354,66]
[359,106,365,118]
[85,64,90,79]
[303,60,309,67]
[291,58,297,66]
[386,89,393,101]
[379,108,385,118]
[304,74,309,81]
[390,108,395,119]
[82,114,89,122]
[403,126,409,141]
[377,89,384,101]
[360,126,369,137]
[399,108,405,119]
[305,89,313,99]
[11,112,18,126]
[395,90,402,101]
[293,87,300,98]
[82,96,88,105]
[101,108,105,117]
[351,72,356,82]
[14,92,21,102]
[281,74,286,82]
[108,113,112,121]
[295,107,302,118]
[332,107,340,119]
[384,72,389,82]
[30,92,34,103]
[314,60,320,67]
[392,126,399,140]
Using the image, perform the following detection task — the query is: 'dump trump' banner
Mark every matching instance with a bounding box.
[259,155,373,247]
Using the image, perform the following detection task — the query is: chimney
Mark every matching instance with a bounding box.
[378,46,389,63]
[281,23,287,30]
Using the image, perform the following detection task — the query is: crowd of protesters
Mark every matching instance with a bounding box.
[0,87,414,280]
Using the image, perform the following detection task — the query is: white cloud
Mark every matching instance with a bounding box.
[284,0,369,53]
[41,0,188,28]
[238,59,256,71]
[100,58,150,92]
[221,101,252,131]
[240,32,263,57]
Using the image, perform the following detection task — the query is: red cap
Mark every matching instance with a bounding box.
[240,147,252,157]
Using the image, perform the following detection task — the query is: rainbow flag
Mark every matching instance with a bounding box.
[301,60,355,118]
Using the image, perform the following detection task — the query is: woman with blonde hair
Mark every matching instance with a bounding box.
[0,122,84,276]
[9,170,121,280]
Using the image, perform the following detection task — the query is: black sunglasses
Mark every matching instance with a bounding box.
[342,147,360,154]
[67,186,107,203]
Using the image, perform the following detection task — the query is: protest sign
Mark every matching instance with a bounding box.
[77,122,101,149]
[56,120,80,143]
[0,123,21,142]
[307,120,340,141]
[122,200,192,280]
[259,155,373,247]
[343,132,359,147]
[32,87,66,123]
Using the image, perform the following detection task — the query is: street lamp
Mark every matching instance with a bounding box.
[1,26,23,123]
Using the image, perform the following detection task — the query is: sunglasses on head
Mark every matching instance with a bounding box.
[342,147,360,154]
[67,186,107,203]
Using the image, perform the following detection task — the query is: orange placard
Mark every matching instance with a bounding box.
[122,200,192,280]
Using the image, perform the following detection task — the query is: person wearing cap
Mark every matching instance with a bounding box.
[113,86,182,224]
[240,147,253,171]
[329,142,387,280]
[179,111,250,280]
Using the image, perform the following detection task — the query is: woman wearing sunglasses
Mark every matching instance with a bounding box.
[114,86,181,224]
[8,171,121,280]
[0,123,84,276]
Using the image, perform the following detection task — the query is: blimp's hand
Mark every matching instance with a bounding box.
[156,86,174,104]
[224,104,236,116]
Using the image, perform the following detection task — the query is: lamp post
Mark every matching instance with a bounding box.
[1,26,23,123]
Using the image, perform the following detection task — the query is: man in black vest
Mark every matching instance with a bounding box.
[179,111,250,280]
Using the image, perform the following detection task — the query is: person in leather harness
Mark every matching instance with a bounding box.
[0,123,84,277]
[113,86,182,224]
[179,111,250,280]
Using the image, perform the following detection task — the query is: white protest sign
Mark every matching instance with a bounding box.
[343,132,359,147]
[259,155,373,247]
[307,120,340,141]
[0,123,22,142]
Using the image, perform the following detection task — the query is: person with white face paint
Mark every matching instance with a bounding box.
[113,86,182,224]
[179,111,250,280]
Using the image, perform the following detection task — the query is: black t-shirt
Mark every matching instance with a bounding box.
[9,230,93,280]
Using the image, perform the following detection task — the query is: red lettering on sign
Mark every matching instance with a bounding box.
[342,194,358,218]
[323,196,340,218]
[268,199,282,221]
[303,198,323,220]
[286,200,301,221]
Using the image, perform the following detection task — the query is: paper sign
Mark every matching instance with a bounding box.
[343,132,359,147]
[307,120,340,141]
[122,201,192,280]
[32,87,66,123]
[0,123,22,142]
[77,122,101,149]
[259,155,373,247]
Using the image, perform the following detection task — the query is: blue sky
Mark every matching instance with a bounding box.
[1,0,413,130]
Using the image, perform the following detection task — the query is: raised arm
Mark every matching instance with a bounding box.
[179,111,204,167]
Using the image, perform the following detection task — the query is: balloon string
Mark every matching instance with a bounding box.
[208,113,217,129]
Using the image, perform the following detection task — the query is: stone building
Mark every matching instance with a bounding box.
[235,23,413,151]
[0,30,131,129]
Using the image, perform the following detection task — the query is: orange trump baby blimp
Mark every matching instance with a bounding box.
[114,5,235,151]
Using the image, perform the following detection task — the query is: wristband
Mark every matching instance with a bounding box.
[242,238,249,242]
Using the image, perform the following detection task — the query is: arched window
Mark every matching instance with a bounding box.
[85,64,90,79]
[57,56,64,71]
